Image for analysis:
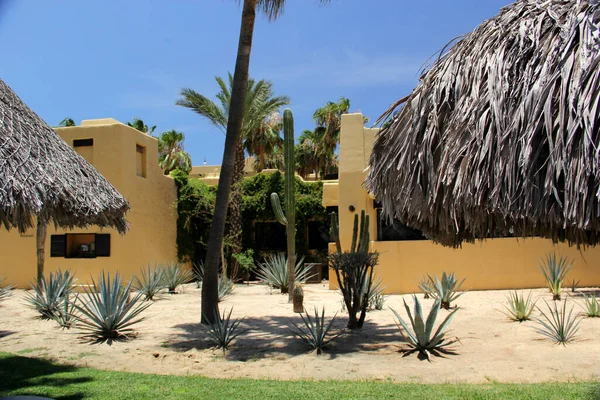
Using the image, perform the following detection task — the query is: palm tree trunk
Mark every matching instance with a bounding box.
[201,0,256,325]
[36,216,47,288]
[226,142,245,280]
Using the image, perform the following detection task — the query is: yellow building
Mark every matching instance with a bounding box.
[325,113,600,293]
[0,118,178,288]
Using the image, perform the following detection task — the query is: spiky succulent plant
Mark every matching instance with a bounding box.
[73,272,151,345]
[133,265,166,301]
[392,295,459,361]
[428,272,466,309]
[534,299,580,345]
[538,253,572,300]
[503,291,536,322]
[291,307,341,355]
[52,294,79,329]
[417,276,435,299]
[25,269,75,319]
[162,262,193,294]
[200,308,247,353]
[218,274,235,302]
[582,294,600,318]
[256,254,314,293]
[0,276,14,304]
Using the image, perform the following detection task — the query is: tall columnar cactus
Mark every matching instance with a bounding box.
[329,210,379,329]
[270,108,296,301]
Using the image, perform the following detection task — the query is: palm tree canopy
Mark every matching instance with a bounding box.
[58,118,76,127]
[127,118,156,135]
[158,130,192,175]
[366,0,600,248]
[176,73,289,161]
[256,0,331,21]
[0,78,129,233]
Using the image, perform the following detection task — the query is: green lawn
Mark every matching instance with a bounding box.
[0,352,597,400]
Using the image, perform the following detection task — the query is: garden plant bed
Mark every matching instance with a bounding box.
[0,283,599,383]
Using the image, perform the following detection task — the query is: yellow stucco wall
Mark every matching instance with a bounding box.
[327,113,600,293]
[0,119,178,288]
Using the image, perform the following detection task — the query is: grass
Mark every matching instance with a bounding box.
[0,353,598,400]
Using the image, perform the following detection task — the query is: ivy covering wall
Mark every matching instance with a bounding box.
[173,169,329,264]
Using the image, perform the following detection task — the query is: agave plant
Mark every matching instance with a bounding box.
[163,262,193,294]
[73,272,151,345]
[218,274,235,302]
[291,307,341,355]
[534,299,581,345]
[582,294,600,318]
[192,261,204,288]
[503,291,536,322]
[52,294,79,329]
[428,272,466,309]
[570,279,580,293]
[0,276,14,304]
[391,295,459,362]
[25,269,75,319]
[256,254,314,293]
[538,253,572,300]
[358,275,386,311]
[417,276,435,299]
[133,265,166,301]
[200,308,247,353]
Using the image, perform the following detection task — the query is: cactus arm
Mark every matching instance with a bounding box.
[331,212,342,253]
[350,213,359,253]
[270,193,287,225]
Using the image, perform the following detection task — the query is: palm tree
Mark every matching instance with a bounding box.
[185,0,330,324]
[157,130,192,175]
[57,118,76,127]
[177,73,289,286]
[245,111,283,172]
[127,117,156,135]
[313,97,350,155]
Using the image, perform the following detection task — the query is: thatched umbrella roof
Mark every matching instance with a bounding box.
[0,78,129,233]
[366,0,600,247]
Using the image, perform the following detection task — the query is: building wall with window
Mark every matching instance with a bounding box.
[325,113,600,293]
[0,118,178,288]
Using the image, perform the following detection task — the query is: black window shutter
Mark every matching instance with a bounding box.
[50,235,66,257]
[95,234,111,257]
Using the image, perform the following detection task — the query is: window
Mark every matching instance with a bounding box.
[136,144,147,178]
[73,138,93,164]
[254,222,286,251]
[50,233,111,258]
[308,220,330,250]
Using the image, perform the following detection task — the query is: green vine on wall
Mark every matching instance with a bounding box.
[173,169,329,264]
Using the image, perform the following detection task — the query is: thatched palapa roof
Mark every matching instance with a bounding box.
[0,78,129,233]
[366,0,600,247]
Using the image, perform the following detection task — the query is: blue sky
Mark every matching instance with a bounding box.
[0,0,512,165]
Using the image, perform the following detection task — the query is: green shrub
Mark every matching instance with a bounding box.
[534,299,580,345]
[200,308,247,353]
[232,249,255,283]
[392,295,459,362]
[73,272,151,345]
[538,253,572,300]
[133,265,166,301]
[291,307,340,355]
[503,291,536,322]
[256,254,314,293]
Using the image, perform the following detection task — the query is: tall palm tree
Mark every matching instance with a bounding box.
[177,73,289,284]
[127,117,156,135]
[57,117,76,127]
[313,97,350,155]
[157,130,192,175]
[245,111,283,172]
[186,0,330,324]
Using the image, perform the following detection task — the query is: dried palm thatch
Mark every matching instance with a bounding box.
[367,0,600,247]
[0,78,129,233]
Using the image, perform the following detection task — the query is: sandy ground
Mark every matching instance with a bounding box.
[0,282,599,383]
